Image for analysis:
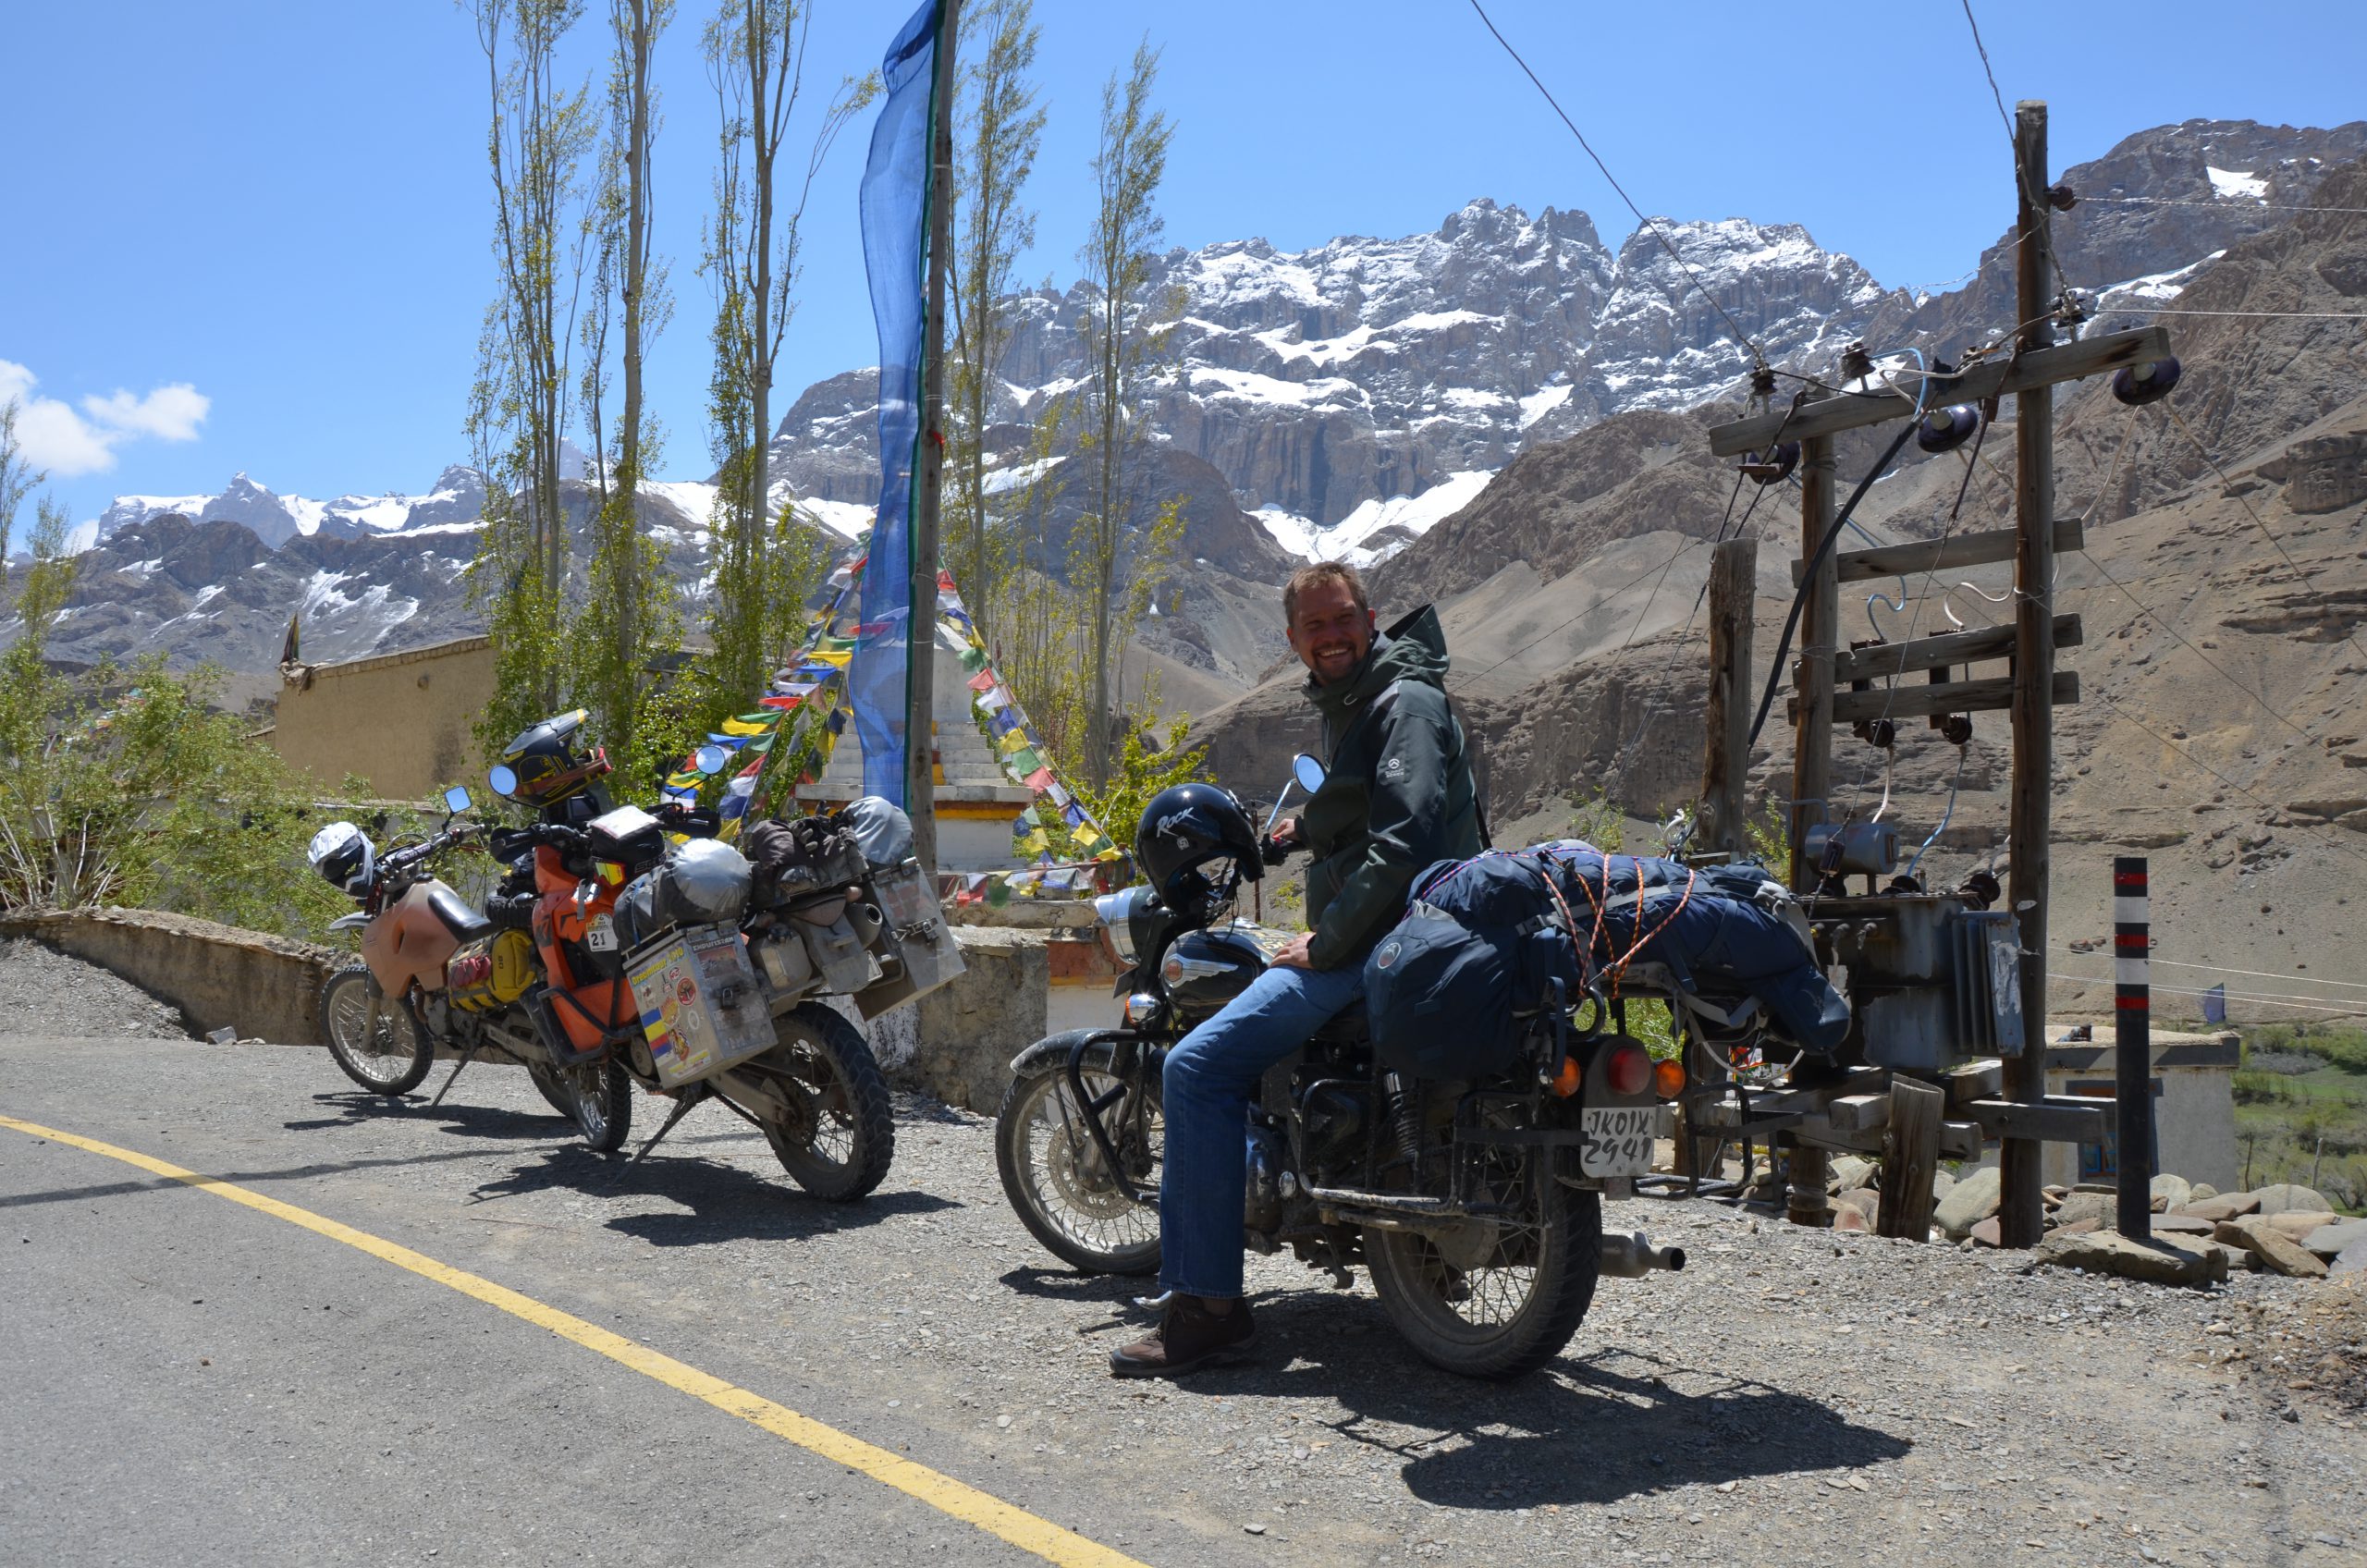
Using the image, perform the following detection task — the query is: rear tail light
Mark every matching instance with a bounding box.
[1653,1058,1686,1100]
[1605,1043,1651,1097]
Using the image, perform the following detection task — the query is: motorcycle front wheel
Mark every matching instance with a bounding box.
[995,1049,1163,1276]
[1366,1177,1601,1381]
[320,966,432,1096]
[750,1004,894,1202]
[525,1062,581,1120]
[550,1057,632,1153]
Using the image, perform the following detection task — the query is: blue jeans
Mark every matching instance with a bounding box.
[1158,959,1367,1300]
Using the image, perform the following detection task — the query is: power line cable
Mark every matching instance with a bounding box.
[2162,398,2367,675]
[1958,0,2076,304]
[1943,588,2367,879]
[2045,972,2367,1019]
[2107,306,2367,321]
[2065,950,2367,995]
[1746,420,1922,748]
[1465,0,1767,371]
[2078,194,2367,216]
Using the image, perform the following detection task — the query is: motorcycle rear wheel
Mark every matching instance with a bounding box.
[552,1058,632,1152]
[1366,1180,1600,1381]
[753,1004,894,1202]
[995,1054,1163,1276]
[320,966,432,1096]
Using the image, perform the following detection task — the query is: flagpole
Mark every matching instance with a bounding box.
[905,0,957,878]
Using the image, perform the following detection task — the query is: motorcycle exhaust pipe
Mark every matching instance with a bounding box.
[1599,1231,1686,1280]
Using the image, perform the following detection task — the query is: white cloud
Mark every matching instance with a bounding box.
[0,359,211,477]
[80,383,209,442]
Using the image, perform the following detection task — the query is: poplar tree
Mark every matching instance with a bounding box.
[947,0,1045,642]
[701,0,872,714]
[465,0,596,754]
[575,0,681,778]
[1074,39,1172,788]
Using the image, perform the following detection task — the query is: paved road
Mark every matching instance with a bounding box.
[4,1035,2361,1567]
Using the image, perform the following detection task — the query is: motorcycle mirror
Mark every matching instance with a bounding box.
[693,743,730,777]
[487,764,519,799]
[443,785,472,815]
[1291,753,1327,793]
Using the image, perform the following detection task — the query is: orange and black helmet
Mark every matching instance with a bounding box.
[491,709,612,807]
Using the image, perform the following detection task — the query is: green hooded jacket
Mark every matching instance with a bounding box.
[1298,605,1484,970]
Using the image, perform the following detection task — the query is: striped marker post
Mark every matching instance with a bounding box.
[2115,856,2154,1242]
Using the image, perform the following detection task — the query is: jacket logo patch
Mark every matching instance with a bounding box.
[1380,756,1405,779]
[1375,939,1401,971]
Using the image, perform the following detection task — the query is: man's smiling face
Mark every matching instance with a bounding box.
[1287,577,1376,686]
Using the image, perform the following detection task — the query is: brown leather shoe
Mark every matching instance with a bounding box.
[1108,1295,1256,1378]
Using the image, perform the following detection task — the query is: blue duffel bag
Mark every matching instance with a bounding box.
[1364,851,1586,1080]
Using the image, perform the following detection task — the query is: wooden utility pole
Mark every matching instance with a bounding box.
[905,0,959,877]
[1786,434,1837,1228]
[1698,535,1757,857]
[2000,99,2058,1250]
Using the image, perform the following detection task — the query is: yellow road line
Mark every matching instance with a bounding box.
[0,1113,1150,1568]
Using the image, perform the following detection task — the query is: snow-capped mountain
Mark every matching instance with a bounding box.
[768,117,2367,570]
[73,467,491,554]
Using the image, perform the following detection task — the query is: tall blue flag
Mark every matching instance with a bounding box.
[2201,983,2226,1025]
[852,0,943,804]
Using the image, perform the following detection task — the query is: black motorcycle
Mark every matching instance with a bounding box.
[995,759,1685,1380]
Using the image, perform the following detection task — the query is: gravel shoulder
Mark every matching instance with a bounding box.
[0,938,193,1040]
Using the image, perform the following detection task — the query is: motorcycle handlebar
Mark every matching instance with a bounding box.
[381,822,482,875]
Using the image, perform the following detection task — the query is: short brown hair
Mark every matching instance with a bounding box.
[1283,560,1369,627]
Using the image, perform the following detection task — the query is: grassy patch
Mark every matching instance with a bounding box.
[2236,1029,2367,1212]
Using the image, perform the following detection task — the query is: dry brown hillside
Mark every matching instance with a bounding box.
[1195,164,2367,1026]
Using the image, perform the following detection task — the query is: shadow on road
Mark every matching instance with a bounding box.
[286,1091,569,1140]
[1186,1289,1912,1506]
[454,1145,962,1244]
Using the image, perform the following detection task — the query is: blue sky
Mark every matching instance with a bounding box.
[7,0,2365,528]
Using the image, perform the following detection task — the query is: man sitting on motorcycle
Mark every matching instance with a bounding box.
[1111,560,1484,1378]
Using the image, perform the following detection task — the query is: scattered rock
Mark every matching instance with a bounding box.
[2266,1209,2340,1241]
[2036,1230,2226,1285]
[2304,1218,2367,1260]
[1931,1170,1956,1200]
[2215,1218,2331,1279]
[2181,1193,2262,1222]
[2200,1240,2261,1274]
[2189,1182,2219,1201]
[1968,1216,2004,1248]
[2249,1183,2332,1217]
[2052,1191,2116,1231]
[1937,1166,2003,1239]
[1829,1156,1874,1194]
[2152,1213,2214,1236]
[1833,1188,1880,1228]
[2054,1217,2101,1238]
[2149,1173,2192,1213]
[1834,1205,1870,1233]
[2334,1237,2367,1277]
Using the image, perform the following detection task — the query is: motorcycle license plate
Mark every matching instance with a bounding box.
[585,915,619,953]
[1577,1106,1656,1178]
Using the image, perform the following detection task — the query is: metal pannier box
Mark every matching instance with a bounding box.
[852,862,966,1020]
[626,922,776,1089]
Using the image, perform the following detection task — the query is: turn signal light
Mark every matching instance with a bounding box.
[1653,1057,1686,1100]
[1604,1044,1652,1097]
[1550,1056,1581,1097]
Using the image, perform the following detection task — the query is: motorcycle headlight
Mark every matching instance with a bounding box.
[1093,886,1158,965]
